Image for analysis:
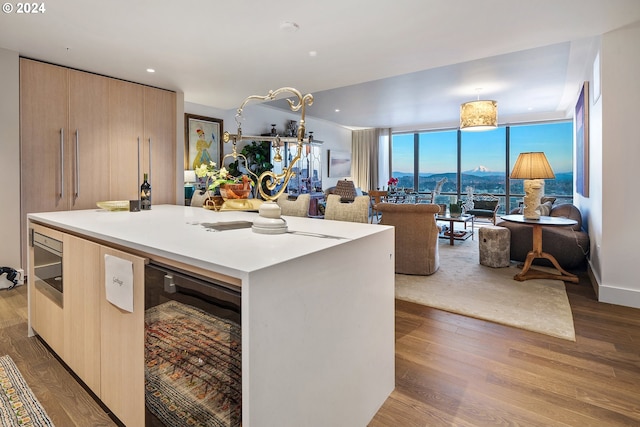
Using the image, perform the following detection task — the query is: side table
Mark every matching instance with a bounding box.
[500,214,579,283]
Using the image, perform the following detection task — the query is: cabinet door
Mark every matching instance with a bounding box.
[99,246,146,427]
[68,70,111,209]
[63,234,101,394]
[20,59,70,265]
[108,79,144,201]
[144,86,177,205]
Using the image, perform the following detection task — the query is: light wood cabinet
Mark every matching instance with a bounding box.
[108,79,144,201]
[68,70,112,209]
[28,222,147,426]
[99,245,146,427]
[144,86,176,204]
[108,81,176,203]
[63,234,101,394]
[20,58,176,267]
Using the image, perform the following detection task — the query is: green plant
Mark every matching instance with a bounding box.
[229,141,273,196]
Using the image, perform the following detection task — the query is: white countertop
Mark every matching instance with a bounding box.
[28,204,391,279]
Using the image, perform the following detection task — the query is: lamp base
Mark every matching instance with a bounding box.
[522,179,544,220]
[252,201,288,234]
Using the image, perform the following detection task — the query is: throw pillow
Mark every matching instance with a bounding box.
[541,196,556,205]
[538,201,553,216]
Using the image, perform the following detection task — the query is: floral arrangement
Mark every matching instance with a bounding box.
[387,177,399,187]
[195,161,254,193]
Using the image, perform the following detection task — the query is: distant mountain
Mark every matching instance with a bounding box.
[467,165,490,173]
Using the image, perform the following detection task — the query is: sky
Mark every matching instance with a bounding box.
[392,121,573,174]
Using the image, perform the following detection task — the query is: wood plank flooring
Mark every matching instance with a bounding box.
[370,271,640,427]
[2,268,639,427]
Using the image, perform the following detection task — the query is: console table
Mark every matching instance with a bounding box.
[501,214,579,283]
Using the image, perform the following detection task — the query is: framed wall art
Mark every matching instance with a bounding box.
[328,150,352,178]
[575,81,589,198]
[184,114,223,170]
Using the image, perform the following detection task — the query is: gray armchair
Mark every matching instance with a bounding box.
[497,203,590,269]
[376,203,440,275]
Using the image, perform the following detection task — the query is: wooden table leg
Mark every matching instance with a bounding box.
[514,223,579,283]
[448,220,454,245]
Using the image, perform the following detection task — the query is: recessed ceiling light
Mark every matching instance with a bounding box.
[146,68,155,73]
[309,51,317,57]
[280,21,299,33]
[335,109,340,113]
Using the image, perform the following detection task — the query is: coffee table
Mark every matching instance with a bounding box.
[501,214,579,283]
[436,214,475,246]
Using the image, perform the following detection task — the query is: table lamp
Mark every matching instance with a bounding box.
[510,152,555,219]
[184,170,196,200]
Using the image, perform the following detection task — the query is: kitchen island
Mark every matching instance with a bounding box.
[27,204,395,427]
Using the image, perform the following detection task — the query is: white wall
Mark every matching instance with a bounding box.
[184,101,353,190]
[0,48,21,272]
[592,22,640,307]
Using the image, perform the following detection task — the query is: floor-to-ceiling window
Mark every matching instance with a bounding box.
[390,121,573,213]
[418,130,457,199]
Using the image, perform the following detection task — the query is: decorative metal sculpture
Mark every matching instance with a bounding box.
[222,87,314,234]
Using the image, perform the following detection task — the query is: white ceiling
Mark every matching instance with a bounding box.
[2,0,639,130]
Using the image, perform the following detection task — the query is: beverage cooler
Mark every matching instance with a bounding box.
[144,263,241,427]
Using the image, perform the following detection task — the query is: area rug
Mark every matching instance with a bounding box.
[145,300,241,427]
[395,238,576,341]
[0,355,55,427]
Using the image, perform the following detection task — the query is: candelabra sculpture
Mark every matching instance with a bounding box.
[222,87,314,234]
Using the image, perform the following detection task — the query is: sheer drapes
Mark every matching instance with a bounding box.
[352,128,385,192]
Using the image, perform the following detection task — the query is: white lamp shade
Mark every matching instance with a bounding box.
[460,100,498,131]
[510,152,555,180]
[184,170,197,184]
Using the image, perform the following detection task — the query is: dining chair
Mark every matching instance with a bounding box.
[276,193,310,217]
[324,194,369,223]
[368,190,388,223]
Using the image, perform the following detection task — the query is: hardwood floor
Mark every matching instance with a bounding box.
[0,285,118,426]
[2,268,639,427]
[370,271,640,427]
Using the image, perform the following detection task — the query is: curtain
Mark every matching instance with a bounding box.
[352,128,381,192]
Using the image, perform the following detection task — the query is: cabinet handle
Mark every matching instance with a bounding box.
[137,137,141,200]
[148,138,152,184]
[75,129,80,198]
[59,128,64,198]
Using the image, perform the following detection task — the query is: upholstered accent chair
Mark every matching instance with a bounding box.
[465,193,500,224]
[324,194,369,223]
[376,202,441,275]
[276,193,310,217]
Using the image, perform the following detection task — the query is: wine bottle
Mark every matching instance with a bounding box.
[141,173,151,210]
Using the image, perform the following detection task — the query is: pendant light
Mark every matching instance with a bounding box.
[460,89,498,131]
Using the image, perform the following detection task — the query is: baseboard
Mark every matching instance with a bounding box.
[589,260,640,309]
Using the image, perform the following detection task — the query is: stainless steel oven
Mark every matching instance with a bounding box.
[31,230,63,308]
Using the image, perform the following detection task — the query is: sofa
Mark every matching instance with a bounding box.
[376,202,440,275]
[497,203,590,270]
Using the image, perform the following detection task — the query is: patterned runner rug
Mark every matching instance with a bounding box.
[0,355,55,427]
[145,300,241,427]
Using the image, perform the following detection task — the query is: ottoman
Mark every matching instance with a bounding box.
[479,226,510,268]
